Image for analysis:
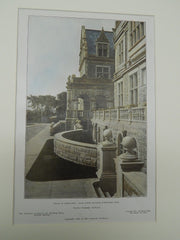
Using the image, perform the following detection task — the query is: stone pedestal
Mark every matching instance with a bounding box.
[119,147,144,172]
[114,136,144,197]
[120,161,144,172]
[96,143,117,196]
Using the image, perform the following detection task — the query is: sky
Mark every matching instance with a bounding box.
[27,16,115,97]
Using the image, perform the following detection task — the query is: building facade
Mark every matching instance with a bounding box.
[54,21,148,197]
[66,26,115,130]
[92,21,147,172]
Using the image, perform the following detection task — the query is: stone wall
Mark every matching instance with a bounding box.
[54,130,99,168]
[62,130,93,144]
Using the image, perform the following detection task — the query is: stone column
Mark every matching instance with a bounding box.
[96,129,117,196]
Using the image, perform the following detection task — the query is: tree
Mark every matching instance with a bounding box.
[56,92,67,120]
[27,95,56,123]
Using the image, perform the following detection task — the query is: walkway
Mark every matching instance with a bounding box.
[25,124,97,198]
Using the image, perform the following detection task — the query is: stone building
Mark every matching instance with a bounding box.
[54,21,147,197]
[65,26,115,130]
[92,20,147,172]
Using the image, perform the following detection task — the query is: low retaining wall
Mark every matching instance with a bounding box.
[54,130,98,167]
[50,120,66,136]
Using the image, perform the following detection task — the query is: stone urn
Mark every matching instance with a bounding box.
[120,136,137,161]
[119,136,143,171]
[103,128,113,146]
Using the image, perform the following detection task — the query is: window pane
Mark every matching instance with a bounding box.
[120,94,123,106]
[133,31,136,43]
[97,73,102,78]
[118,83,120,93]
[142,68,146,85]
[130,34,133,46]
[130,76,133,88]
[98,43,102,49]
[118,95,121,106]
[137,26,140,40]
[140,22,144,37]
[103,49,107,56]
[97,67,102,72]
[98,49,102,56]
[134,89,138,105]
[134,73,138,87]
[130,90,133,104]
[103,44,107,50]
[103,67,109,72]
[120,82,123,89]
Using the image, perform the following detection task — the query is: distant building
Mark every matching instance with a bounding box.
[66,26,115,130]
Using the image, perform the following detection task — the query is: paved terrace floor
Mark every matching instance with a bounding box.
[25,124,97,199]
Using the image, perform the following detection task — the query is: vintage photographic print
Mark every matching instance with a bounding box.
[25,15,147,199]
[14,9,155,223]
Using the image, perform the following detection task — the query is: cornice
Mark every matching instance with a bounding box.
[113,57,146,82]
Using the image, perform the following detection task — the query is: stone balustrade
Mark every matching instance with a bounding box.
[54,129,98,167]
[66,110,92,119]
[93,106,146,122]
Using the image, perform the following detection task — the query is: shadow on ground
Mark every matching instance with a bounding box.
[26,139,97,181]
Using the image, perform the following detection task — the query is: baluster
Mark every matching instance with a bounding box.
[118,108,120,121]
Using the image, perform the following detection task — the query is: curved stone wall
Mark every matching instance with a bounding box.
[54,130,98,167]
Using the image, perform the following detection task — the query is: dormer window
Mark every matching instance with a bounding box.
[97,43,108,57]
[96,28,109,57]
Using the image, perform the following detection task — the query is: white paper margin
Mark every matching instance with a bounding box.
[14,9,156,224]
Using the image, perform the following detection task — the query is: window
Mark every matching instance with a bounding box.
[140,22,144,37]
[97,43,108,57]
[96,66,110,79]
[130,22,145,47]
[141,68,146,85]
[118,81,123,107]
[78,98,84,111]
[119,40,124,64]
[129,73,138,105]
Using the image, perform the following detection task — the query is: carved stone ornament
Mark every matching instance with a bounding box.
[102,128,113,146]
[120,136,137,162]
[74,120,83,130]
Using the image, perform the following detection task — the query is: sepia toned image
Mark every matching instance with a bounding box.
[24,16,147,199]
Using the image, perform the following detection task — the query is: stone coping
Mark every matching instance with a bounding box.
[54,129,97,149]
[123,171,147,196]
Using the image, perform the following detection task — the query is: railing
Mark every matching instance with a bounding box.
[120,109,129,120]
[131,107,146,121]
[66,107,146,122]
[66,110,91,119]
[92,107,146,122]
[54,130,98,167]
